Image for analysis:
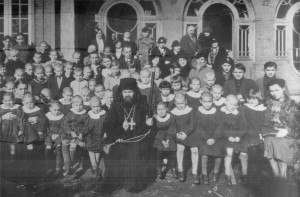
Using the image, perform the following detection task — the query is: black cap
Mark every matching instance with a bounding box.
[195,51,207,59]
[142,27,150,33]
[171,40,180,48]
[119,78,138,91]
[203,27,213,33]
[222,57,234,66]
[211,38,218,43]
[157,37,167,44]
[178,53,188,60]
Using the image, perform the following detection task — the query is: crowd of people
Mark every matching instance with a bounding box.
[0,25,299,195]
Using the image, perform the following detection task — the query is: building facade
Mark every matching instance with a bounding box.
[1,0,300,97]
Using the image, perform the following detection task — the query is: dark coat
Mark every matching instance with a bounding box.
[5,60,25,76]
[122,40,138,56]
[47,76,70,100]
[208,47,228,74]
[180,34,200,59]
[223,78,257,100]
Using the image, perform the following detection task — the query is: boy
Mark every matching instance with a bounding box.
[158,81,175,111]
[6,68,24,82]
[104,61,120,90]
[94,84,105,104]
[170,76,182,95]
[37,88,52,114]
[255,61,289,99]
[83,45,96,66]
[44,64,53,79]
[220,94,248,185]
[101,89,113,112]
[23,63,34,84]
[83,66,93,82]
[81,87,91,111]
[211,84,226,109]
[200,70,216,93]
[38,41,50,63]
[32,52,43,67]
[5,49,25,76]
[62,95,90,176]
[30,66,48,100]
[186,77,202,109]
[70,68,88,96]
[12,33,32,64]
[215,57,234,87]
[72,51,84,69]
[0,64,8,81]
[64,61,75,82]
[47,63,70,100]
[88,52,102,84]
[59,87,73,115]
[88,78,97,96]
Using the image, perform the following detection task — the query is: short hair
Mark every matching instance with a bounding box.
[190,77,201,84]
[15,80,27,88]
[89,51,99,57]
[88,78,97,84]
[200,92,213,100]
[157,101,167,108]
[64,61,73,68]
[267,78,286,89]
[39,41,49,46]
[120,69,131,78]
[83,66,92,72]
[81,87,90,94]
[41,88,51,96]
[14,68,24,74]
[111,60,120,68]
[142,60,151,67]
[264,61,277,70]
[211,84,223,92]
[159,81,171,89]
[233,63,246,73]
[74,68,83,74]
[122,45,132,51]
[14,33,25,39]
[63,87,73,94]
[140,69,150,76]
[72,95,83,104]
[204,70,215,80]
[23,93,35,102]
[33,52,42,57]
[95,84,104,89]
[49,49,58,55]
[72,51,81,57]
[226,94,239,103]
[9,49,19,56]
[3,35,12,41]
[90,96,101,105]
[101,54,112,62]
[3,92,15,100]
[104,89,113,96]
[49,100,61,108]
[44,64,53,71]
[25,63,33,69]
[247,88,263,103]
[53,63,63,70]
[5,81,15,87]
[170,75,182,84]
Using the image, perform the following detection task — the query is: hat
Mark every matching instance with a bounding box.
[157,37,167,44]
[178,53,188,60]
[171,40,180,48]
[203,27,213,33]
[211,38,218,43]
[142,27,150,33]
[222,57,234,66]
[195,51,207,59]
[119,78,138,91]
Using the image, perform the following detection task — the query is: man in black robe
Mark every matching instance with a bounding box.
[93,78,155,194]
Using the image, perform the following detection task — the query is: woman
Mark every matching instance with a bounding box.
[262,78,300,178]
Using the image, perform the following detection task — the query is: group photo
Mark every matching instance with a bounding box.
[0,0,300,197]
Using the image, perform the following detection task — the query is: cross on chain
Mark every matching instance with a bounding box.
[128,118,136,130]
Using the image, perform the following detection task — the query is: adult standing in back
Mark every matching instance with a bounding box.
[180,25,200,62]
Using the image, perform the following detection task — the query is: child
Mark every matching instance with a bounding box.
[64,61,75,81]
[88,78,97,96]
[59,87,73,115]
[85,96,107,178]
[186,77,202,109]
[72,52,84,69]
[44,64,53,79]
[83,45,96,66]
[101,89,113,112]
[0,35,13,64]
[30,66,48,100]
[128,60,137,74]
[45,101,64,175]
[171,92,200,184]
[195,92,223,185]
[104,60,120,90]
[153,102,177,179]
[5,49,25,76]
[200,70,216,92]
[38,41,50,63]
[154,67,163,87]
[32,52,43,67]
[62,95,90,176]
[89,52,102,84]
[83,66,93,82]
[3,81,15,93]
[242,88,266,181]
[170,76,182,95]
[81,87,91,111]
[14,80,28,104]
[215,57,234,87]
[37,88,52,113]
[0,64,8,81]
[6,68,24,82]
[0,93,23,156]
[23,63,34,84]
[177,54,190,78]
[47,63,70,100]
[220,94,248,185]
[158,81,175,111]
[44,50,62,67]
[164,63,181,82]
[12,33,32,64]
[101,54,112,80]
[211,84,226,109]
[70,68,88,96]
[181,77,189,92]
[114,40,123,60]
[94,84,105,104]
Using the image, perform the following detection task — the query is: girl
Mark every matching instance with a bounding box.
[101,54,113,80]
[195,92,223,185]
[186,77,202,109]
[153,102,177,180]
[85,96,107,178]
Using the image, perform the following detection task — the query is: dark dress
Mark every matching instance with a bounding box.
[0,104,23,143]
[195,106,224,157]
[45,112,64,147]
[219,106,248,153]
[85,110,106,153]
[186,91,202,110]
[30,78,48,98]
[58,98,72,115]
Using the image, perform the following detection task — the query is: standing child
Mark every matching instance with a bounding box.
[6,68,24,82]
[94,84,105,104]
[104,60,120,90]
[171,93,200,184]
[186,77,202,109]
[59,87,73,115]
[81,87,91,111]
[38,41,50,63]
[170,76,182,95]
[102,89,113,112]
[32,52,43,67]
[88,78,97,96]
[100,54,112,81]
[23,63,34,84]
[85,96,107,178]
[200,70,216,93]
[64,62,75,82]
[72,52,84,69]
[70,68,88,96]
[154,102,177,180]
[195,92,223,185]
[221,94,248,185]
[62,95,90,176]
[83,66,93,82]
[211,84,226,109]
[30,66,48,100]
[5,49,25,76]
[45,101,64,175]
[43,50,63,68]
[44,64,53,79]
[158,81,175,111]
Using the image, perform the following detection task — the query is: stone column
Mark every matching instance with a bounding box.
[60,0,75,61]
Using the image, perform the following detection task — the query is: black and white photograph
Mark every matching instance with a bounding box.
[0,0,300,196]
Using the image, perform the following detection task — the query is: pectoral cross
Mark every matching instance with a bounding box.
[128,118,136,130]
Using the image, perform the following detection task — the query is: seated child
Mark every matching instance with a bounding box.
[104,60,120,90]
[153,102,177,180]
[211,84,226,109]
[14,80,28,104]
[44,64,53,79]
[186,77,202,109]
[94,84,105,105]
[72,52,84,69]
[88,78,97,96]
[81,87,91,111]
[171,92,200,184]
[83,45,96,66]
[170,75,182,95]
[85,96,107,178]
[59,87,73,114]
[30,66,48,100]
[200,70,216,92]
[23,63,34,84]
[83,66,93,82]
[0,93,23,155]
[5,49,25,76]
[158,81,175,111]
[32,52,43,67]
[37,88,52,113]
[220,94,248,185]
[6,68,24,82]
[70,68,88,96]
[101,89,113,112]
[64,61,75,81]
[45,101,64,175]
[195,92,223,185]
[62,95,90,176]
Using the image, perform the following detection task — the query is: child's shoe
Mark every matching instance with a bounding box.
[225,175,232,186]
[171,168,178,179]
[202,174,209,185]
[178,171,185,182]
[211,172,220,182]
[192,174,200,185]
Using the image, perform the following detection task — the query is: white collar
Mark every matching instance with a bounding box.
[213,97,226,106]
[244,103,267,111]
[124,38,130,42]
[138,83,151,89]
[0,104,20,110]
[220,106,239,115]
[45,112,64,120]
[88,110,106,119]
[116,48,122,52]
[70,108,87,115]
[161,94,174,102]
[171,106,192,116]
[186,90,202,98]
[59,98,71,105]
[198,106,216,115]
[155,113,171,122]
[84,101,90,106]
[22,106,40,113]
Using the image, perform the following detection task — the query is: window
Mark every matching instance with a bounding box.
[275,25,287,56]
[238,25,250,58]
[0,0,4,41]
[145,23,157,41]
